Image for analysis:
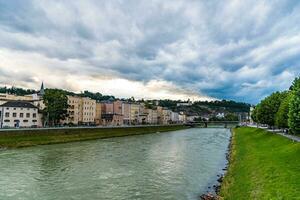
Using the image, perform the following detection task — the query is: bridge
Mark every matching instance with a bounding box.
[185,121,240,128]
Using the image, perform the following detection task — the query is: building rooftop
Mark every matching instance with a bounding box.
[0,101,38,109]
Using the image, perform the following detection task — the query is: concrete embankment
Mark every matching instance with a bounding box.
[0,125,188,148]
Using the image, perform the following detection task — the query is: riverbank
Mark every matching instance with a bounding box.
[0,125,188,148]
[219,127,300,199]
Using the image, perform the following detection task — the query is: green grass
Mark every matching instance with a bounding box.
[0,125,187,148]
[220,127,300,200]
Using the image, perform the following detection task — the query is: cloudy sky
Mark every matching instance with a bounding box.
[0,0,299,103]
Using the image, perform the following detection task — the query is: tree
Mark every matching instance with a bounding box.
[251,105,259,123]
[275,92,292,129]
[288,77,300,134]
[224,113,239,121]
[256,91,287,127]
[43,89,69,126]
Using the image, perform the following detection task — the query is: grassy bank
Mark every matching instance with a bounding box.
[0,125,187,148]
[220,127,300,200]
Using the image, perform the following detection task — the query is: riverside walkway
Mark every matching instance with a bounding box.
[247,125,300,142]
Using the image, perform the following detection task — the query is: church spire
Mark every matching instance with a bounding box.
[39,82,45,96]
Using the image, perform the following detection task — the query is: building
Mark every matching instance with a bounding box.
[170,111,179,124]
[64,95,96,125]
[122,102,131,124]
[101,114,124,126]
[138,113,148,124]
[146,109,158,124]
[79,97,96,125]
[130,103,140,125]
[101,101,114,114]
[176,100,193,107]
[178,113,187,124]
[157,107,172,125]
[99,100,125,126]
[0,101,42,128]
[95,102,102,125]
[113,100,123,115]
[121,102,141,125]
[65,95,80,125]
[0,83,45,110]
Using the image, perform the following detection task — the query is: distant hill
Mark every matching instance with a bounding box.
[0,86,251,116]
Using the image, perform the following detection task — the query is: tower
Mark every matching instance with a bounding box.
[39,82,45,96]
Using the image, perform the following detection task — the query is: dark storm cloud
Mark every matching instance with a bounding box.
[0,0,300,103]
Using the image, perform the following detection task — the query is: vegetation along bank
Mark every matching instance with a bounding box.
[251,76,300,135]
[0,125,187,148]
[220,127,300,200]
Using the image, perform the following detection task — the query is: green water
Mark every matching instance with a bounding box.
[0,128,231,200]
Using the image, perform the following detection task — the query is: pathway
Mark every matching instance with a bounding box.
[247,124,300,142]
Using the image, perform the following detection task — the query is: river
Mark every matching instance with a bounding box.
[0,128,231,200]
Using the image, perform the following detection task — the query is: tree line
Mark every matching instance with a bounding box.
[251,77,300,134]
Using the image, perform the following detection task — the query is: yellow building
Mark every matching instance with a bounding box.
[80,97,96,124]
[65,96,81,125]
[130,104,140,125]
[64,95,96,125]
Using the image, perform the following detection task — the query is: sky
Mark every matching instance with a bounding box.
[0,0,299,104]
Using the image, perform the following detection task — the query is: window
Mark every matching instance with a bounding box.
[23,120,28,122]
[32,120,37,122]
[20,113,24,118]
[26,113,30,118]
[13,108,16,110]
[5,112,9,117]
[33,113,37,118]
[6,107,9,110]
[13,113,17,117]
[4,119,10,122]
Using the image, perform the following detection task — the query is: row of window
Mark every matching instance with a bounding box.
[83,118,93,121]
[3,119,37,123]
[5,107,36,111]
[83,107,94,110]
[5,113,37,118]
[83,112,94,116]
[69,107,94,110]
[68,100,95,105]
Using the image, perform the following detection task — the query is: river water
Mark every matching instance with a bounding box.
[0,128,231,200]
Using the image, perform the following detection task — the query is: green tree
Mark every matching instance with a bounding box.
[251,105,259,123]
[288,77,300,134]
[225,113,239,121]
[43,89,69,126]
[256,91,287,127]
[275,92,292,129]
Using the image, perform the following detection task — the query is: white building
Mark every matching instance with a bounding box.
[176,100,193,107]
[170,112,180,123]
[178,113,187,123]
[0,82,45,110]
[0,101,42,128]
